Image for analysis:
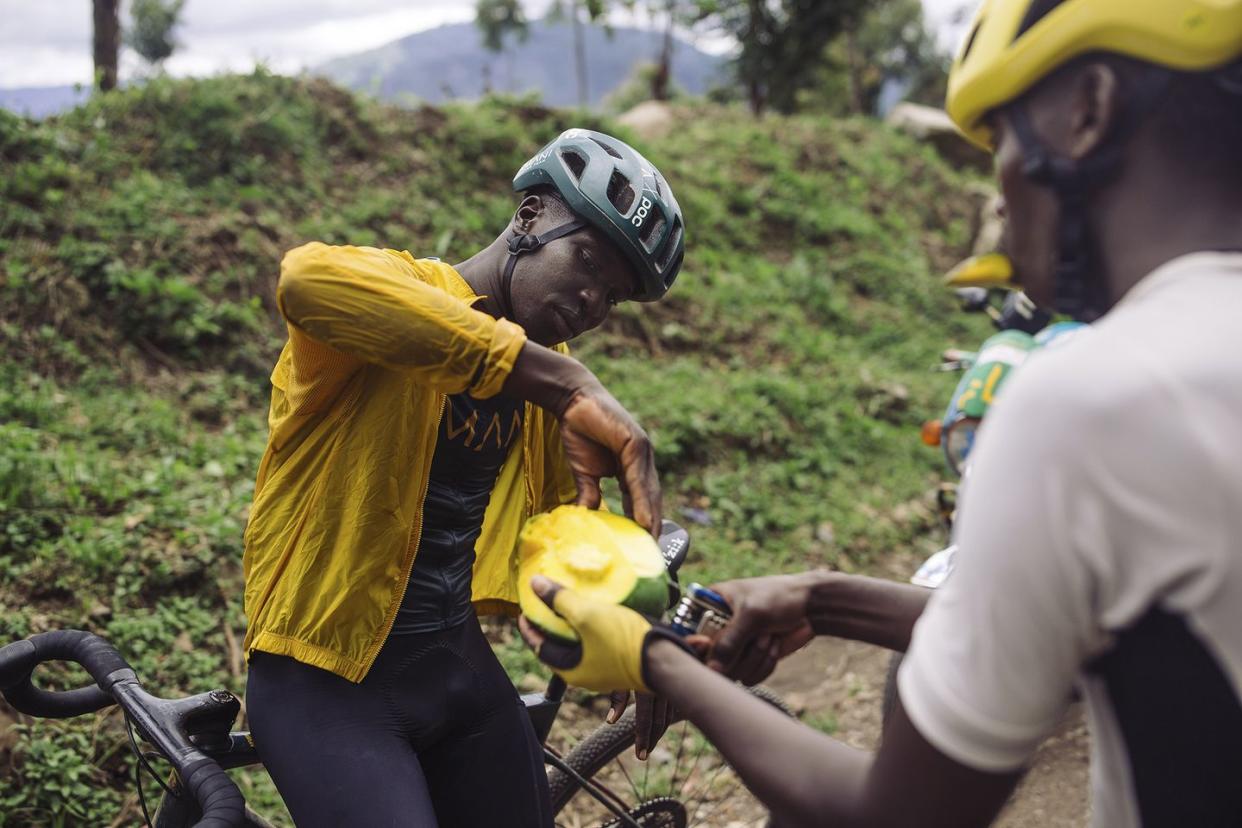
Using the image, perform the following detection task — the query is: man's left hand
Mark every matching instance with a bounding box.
[605,691,676,760]
[519,574,687,760]
[518,575,653,692]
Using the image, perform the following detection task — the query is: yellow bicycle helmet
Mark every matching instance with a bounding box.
[947,0,1242,150]
[943,0,1242,319]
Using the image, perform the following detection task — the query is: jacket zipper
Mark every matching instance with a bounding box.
[361,394,446,676]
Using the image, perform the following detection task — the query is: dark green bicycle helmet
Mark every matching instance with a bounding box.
[509,128,685,303]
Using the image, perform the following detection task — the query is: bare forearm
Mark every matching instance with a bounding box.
[646,639,871,827]
[501,341,594,415]
[806,572,931,652]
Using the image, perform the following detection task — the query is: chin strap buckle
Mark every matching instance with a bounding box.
[498,219,589,322]
[508,233,543,255]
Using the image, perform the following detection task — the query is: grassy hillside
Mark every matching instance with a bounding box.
[0,70,990,823]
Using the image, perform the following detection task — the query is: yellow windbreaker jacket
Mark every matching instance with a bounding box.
[242,242,578,682]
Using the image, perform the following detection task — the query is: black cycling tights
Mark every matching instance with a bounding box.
[246,618,553,828]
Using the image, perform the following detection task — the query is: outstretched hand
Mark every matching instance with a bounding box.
[707,575,818,685]
[520,576,686,760]
[604,691,676,760]
[518,575,654,693]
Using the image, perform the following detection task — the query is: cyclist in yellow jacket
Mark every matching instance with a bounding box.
[242,129,685,827]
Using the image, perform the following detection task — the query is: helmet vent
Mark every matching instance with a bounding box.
[961,18,982,60]
[639,213,666,250]
[657,218,683,272]
[590,137,624,159]
[1017,0,1067,39]
[560,149,587,181]
[607,170,636,213]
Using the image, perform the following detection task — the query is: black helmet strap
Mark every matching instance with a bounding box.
[1007,65,1174,321]
[497,219,588,321]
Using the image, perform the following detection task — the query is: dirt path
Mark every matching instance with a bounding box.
[764,638,1091,826]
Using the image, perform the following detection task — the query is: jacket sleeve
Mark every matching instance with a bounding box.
[540,414,581,509]
[277,242,527,399]
[538,342,583,510]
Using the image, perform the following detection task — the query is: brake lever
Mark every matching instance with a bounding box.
[657,519,690,575]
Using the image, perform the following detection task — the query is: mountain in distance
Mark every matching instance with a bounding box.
[316,17,726,107]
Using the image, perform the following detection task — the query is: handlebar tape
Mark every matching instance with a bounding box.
[29,630,135,687]
[180,756,246,828]
[3,681,114,719]
[0,640,37,687]
[0,631,131,718]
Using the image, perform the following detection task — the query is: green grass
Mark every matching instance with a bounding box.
[0,71,991,824]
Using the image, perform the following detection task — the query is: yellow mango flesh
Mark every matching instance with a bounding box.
[517,505,666,641]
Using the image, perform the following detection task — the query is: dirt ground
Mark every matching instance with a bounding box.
[553,631,1091,827]
[765,637,1091,827]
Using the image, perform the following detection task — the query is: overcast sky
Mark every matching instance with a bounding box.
[0,0,976,89]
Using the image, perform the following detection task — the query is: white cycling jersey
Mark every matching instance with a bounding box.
[899,252,1242,827]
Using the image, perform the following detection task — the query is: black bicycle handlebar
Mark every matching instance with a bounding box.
[0,630,245,827]
[0,631,128,718]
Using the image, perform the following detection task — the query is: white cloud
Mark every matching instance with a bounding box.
[0,0,968,89]
[0,0,481,87]
[923,0,981,52]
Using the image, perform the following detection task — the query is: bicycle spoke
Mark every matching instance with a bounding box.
[667,720,690,795]
[612,747,642,803]
[640,735,653,801]
[681,752,735,825]
[671,726,711,805]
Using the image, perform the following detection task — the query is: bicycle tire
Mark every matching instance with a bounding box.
[549,684,792,822]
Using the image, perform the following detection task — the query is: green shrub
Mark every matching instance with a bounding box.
[0,722,123,826]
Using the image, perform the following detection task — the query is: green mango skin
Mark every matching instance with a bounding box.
[528,571,674,643]
[621,571,676,620]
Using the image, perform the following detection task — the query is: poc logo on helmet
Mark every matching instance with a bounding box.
[631,197,654,228]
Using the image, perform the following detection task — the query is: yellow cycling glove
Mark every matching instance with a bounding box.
[530,579,692,693]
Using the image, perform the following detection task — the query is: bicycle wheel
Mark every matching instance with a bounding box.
[549,685,792,828]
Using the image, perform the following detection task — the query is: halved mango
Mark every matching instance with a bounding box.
[517,505,671,641]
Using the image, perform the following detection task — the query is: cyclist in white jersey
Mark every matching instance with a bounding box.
[518,1,1242,825]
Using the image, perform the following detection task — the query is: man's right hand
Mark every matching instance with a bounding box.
[557,384,661,535]
[502,342,661,535]
[707,574,822,685]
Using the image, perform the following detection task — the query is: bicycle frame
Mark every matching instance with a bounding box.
[522,674,567,745]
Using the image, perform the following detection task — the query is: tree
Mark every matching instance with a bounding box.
[126,0,187,68]
[692,0,869,115]
[644,0,699,102]
[92,0,121,91]
[604,61,687,113]
[475,0,529,94]
[548,0,613,109]
[840,0,948,115]
[476,0,529,52]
